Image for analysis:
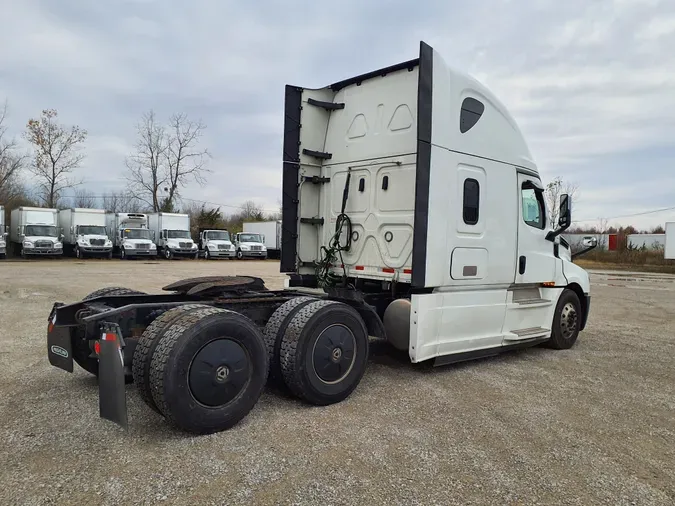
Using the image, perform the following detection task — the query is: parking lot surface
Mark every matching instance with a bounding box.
[0,260,674,505]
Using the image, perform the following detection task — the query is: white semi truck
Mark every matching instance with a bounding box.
[147,212,198,260]
[243,220,281,259]
[197,229,236,259]
[59,208,113,259]
[47,41,596,435]
[0,206,7,259]
[106,212,157,259]
[10,207,63,258]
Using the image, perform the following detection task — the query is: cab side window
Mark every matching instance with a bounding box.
[521,184,546,229]
[463,178,480,225]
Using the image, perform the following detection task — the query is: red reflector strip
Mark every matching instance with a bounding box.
[542,281,556,287]
[355,266,364,271]
[382,267,395,273]
[102,333,116,341]
[403,269,412,274]
[94,341,101,355]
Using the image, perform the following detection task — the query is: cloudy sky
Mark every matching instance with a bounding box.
[1,0,674,230]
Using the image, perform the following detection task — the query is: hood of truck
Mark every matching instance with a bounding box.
[206,240,233,246]
[123,239,154,246]
[167,238,195,247]
[25,235,59,243]
[78,234,109,242]
[238,241,265,248]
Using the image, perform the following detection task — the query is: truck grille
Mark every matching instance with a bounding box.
[90,239,105,246]
[35,241,53,249]
[218,244,230,250]
[251,246,262,251]
[179,242,192,248]
[137,243,150,250]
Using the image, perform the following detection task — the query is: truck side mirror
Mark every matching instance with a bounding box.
[558,194,571,228]
[261,234,265,243]
[582,236,597,248]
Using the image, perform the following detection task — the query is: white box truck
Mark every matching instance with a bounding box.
[59,208,113,259]
[197,228,236,259]
[243,220,281,259]
[147,212,198,260]
[106,212,157,259]
[10,207,63,257]
[47,41,597,435]
[0,205,7,258]
[233,231,267,260]
[666,222,675,259]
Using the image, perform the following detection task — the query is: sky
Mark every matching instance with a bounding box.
[1,0,674,230]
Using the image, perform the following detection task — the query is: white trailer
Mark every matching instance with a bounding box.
[106,212,157,259]
[58,208,113,259]
[666,222,675,259]
[0,205,7,258]
[243,221,281,259]
[47,41,597,436]
[147,212,198,260]
[10,207,63,258]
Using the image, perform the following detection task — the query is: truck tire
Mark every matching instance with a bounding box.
[74,287,147,376]
[75,246,83,259]
[149,308,268,434]
[279,300,369,406]
[132,304,211,412]
[545,289,582,350]
[236,249,243,260]
[263,297,317,384]
[204,248,211,260]
[164,248,173,260]
[120,247,127,260]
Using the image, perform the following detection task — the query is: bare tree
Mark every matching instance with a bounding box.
[102,190,144,213]
[125,110,168,211]
[70,188,98,208]
[0,101,27,202]
[545,176,579,226]
[164,113,210,210]
[24,109,87,208]
[125,110,210,212]
[240,200,265,221]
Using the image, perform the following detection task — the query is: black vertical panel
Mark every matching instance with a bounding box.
[280,85,303,273]
[411,41,433,288]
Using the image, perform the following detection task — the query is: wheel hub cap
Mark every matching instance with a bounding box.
[312,324,356,384]
[188,339,250,407]
[560,302,578,339]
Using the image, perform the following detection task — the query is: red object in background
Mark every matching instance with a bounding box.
[608,234,618,250]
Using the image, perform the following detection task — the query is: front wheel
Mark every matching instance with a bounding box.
[164,248,173,260]
[120,247,127,260]
[205,248,211,260]
[75,246,82,259]
[236,249,244,260]
[546,289,582,350]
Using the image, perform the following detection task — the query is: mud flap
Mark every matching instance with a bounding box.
[47,304,74,373]
[98,323,128,430]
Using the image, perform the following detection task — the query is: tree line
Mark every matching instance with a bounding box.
[0,100,278,236]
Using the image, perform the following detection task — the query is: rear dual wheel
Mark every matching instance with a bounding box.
[265,299,369,406]
[135,306,267,434]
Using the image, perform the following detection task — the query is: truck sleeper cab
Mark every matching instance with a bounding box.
[46,41,594,436]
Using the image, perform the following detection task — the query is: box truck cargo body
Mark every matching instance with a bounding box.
[59,208,113,258]
[10,207,63,257]
[147,212,198,259]
[106,212,157,259]
[0,206,6,258]
[243,221,281,259]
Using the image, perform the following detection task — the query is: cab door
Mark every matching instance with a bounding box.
[515,173,556,284]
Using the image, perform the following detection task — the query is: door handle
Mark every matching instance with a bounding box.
[519,256,526,275]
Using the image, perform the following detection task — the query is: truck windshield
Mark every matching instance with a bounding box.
[124,229,151,240]
[25,225,58,237]
[167,230,191,239]
[239,234,261,243]
[78,226,106,236]
[207,231,230,241]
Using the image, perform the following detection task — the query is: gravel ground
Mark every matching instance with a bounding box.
[1,259,674,505]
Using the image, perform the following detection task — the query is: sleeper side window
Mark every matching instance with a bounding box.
[460,98,485,133]
[521,183,546,229]
[463,178,480,225]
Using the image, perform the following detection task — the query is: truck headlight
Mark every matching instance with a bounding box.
[241,245,250,250]
[192,243,197,249]
[150,244,156,250]
[55,243,63,249]
[105,240,112,246]
[23,241,34,248]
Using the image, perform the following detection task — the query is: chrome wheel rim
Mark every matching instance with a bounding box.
[560,302,578,339]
